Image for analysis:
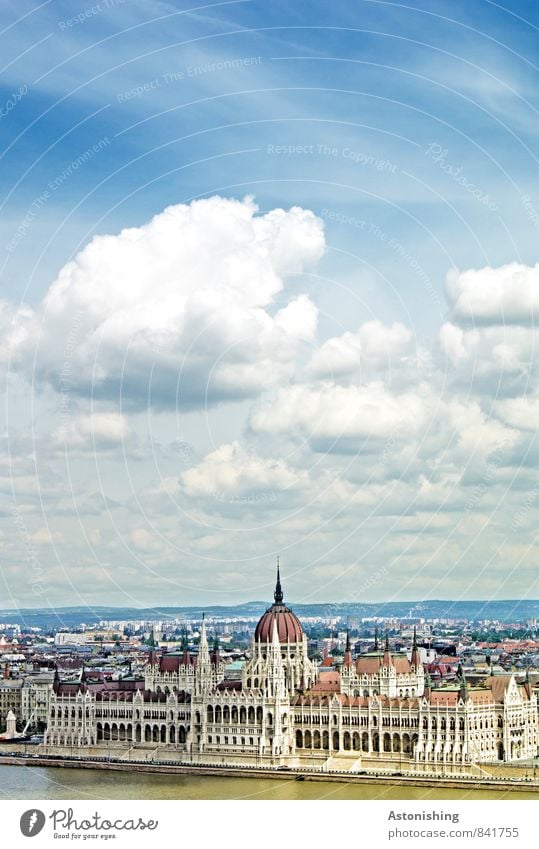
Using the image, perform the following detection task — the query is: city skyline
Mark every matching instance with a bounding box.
[1,1,539,608]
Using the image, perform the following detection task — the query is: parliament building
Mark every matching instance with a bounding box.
[43,567,538,771]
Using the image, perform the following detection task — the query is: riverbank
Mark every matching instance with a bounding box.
[1,753,538,794]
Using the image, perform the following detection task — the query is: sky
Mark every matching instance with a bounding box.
[1,0,539,610]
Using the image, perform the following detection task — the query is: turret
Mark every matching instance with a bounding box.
[210,635,221,666]
[267,619,286,699]
[382,632,393,667]
[195,614,212,695]
[274,556,283,604]
[343,630,353,667]
[411,626,421,670]
[457,663,468,702]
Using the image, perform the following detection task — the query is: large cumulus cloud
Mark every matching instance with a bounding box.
[9,196,325,409]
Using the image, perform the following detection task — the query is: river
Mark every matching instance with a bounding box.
[0,765,537,800]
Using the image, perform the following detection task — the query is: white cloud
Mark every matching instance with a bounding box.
[495,396,539,431]
[446,262,539,325]
[447,400,518,460]
[29,527,63,545]
[11,196,325,409]
[438,321,536,394]
[56,413,130,449]
[249,381,429,446]
[308,320,414,379]
[181,441,304,498]
[130,528,163,553]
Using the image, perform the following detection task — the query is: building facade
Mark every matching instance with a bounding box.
[43,569,539,768]
[0,679,23,732]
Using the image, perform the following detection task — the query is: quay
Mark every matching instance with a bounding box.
[1,752,538,794]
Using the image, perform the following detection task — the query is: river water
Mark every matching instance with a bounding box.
[0,766,537,800]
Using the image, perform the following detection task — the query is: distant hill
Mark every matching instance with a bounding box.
[0,599,538,630]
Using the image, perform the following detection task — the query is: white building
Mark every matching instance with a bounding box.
[44,567,539,768]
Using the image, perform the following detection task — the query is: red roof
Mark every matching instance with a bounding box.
[159,653,196,672]
[309,671,340,693]
[254,604,303,643]
[355,654,412,674]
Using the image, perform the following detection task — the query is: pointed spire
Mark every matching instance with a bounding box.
[199,614,209,653]
[383,632,393,667]
[411,626,421,669]
[272,617,280,647]
[374,627,379,651]
[211,634,220,665]
[274,556,283,604]
[343,630,353,667]
[458,663,468,701]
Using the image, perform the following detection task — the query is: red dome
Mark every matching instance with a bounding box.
[255,561,303,643]
[254,604,304,643]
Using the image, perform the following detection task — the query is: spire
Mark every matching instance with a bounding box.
[272,617,280,648]
[199,614,208,653]
[411,626,421,669]
[274,556,283,604]
[383,632,393,667]
[343,630,353,667]
[458,663,468,701]
[211,635,220,665]
[374,627,379,651]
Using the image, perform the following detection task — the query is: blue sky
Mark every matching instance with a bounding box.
[1,0,539,609]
